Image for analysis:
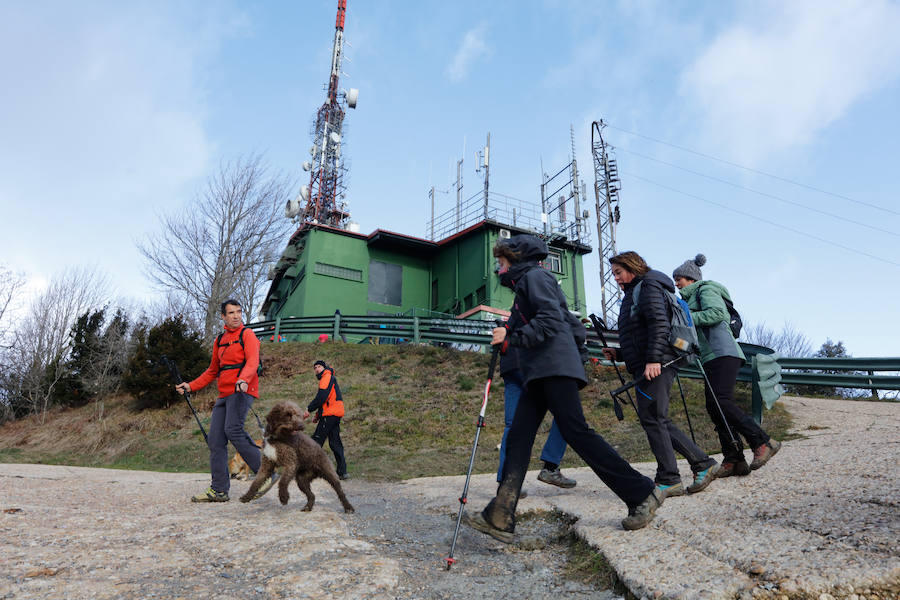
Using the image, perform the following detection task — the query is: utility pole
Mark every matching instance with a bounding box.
[592,119,622,325]
[429,186,435,240]
[483,132,490,220]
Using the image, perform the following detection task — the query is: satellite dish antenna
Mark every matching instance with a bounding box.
[285,197,300,218]
[346,88,359,108]
[330,132,341,144]
[299,185,310,202]
[302,161,311,171]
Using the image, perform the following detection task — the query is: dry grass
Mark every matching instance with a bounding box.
[0,341,793,480]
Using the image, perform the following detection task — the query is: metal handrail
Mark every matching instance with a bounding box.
[248,314,900,391]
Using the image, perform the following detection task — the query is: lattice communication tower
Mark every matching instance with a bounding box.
[592,120,622,325]
[285,0,359,228]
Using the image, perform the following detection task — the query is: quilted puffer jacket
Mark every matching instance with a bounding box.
[616,269,678,377]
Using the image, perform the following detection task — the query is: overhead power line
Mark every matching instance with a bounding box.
[608,124,900,217]
[624,170,900,269]
[620,148,900,239]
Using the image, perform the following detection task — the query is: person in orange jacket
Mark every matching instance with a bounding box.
[176,299,276,502]
[303,360,348,479]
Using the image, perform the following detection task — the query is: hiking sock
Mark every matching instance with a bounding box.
[543,461,559,472]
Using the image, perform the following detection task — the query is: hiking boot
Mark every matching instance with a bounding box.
[622,488,662,531]
[686,463,720,494]
[191,487,229,503]
[718,460,751,478]
[497,485,527,499]
[462,511,514,544]
[750,439,781,470]
[339,473,350,481]
[252,473,279,500]
[537,468,577,489]
[656,481,684,499]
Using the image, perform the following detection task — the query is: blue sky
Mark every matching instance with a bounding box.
[2,0,899,356]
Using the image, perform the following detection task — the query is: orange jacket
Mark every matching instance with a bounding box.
[308,368,344,417]
[188,326,260,398]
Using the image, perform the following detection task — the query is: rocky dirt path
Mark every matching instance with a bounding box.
[0,465,617,600]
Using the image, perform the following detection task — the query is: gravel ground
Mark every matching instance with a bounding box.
[2,395,898,600]
[0,466,619,600]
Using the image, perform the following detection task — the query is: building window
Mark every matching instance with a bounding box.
[314,262,363,282]
[545,251,563,274]
[431,279,439,310]
[368,260,402,306]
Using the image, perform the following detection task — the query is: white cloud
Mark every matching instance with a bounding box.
[680,0,900,163]
[446,24,489,83]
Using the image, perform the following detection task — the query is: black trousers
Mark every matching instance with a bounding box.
[484,376,654,533]
[702,356,769,462]
[311,416,348,476]
[635,367,716,485]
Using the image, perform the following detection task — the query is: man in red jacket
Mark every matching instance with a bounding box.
[175,299,276,502]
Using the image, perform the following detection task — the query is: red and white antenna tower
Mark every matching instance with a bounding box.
[286,0,359,229]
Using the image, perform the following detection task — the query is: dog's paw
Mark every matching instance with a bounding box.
[302,505,313,511]
[239,495,252,503]
[344,506,355,514]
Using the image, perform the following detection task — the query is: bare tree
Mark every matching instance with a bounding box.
[777,321,813,358]
[2,266,109,420]
[742,322,778,349]
[742,320,813,357]
[0,264,27,349]
[138,155,294,343]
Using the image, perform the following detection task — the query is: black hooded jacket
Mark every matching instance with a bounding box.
[616,269,678,377]
[499,235,587,388]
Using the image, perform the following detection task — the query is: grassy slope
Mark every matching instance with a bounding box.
[0,342,792,481]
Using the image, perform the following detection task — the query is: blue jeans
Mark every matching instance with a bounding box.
[208,392,261,494]
[497,371,568,482]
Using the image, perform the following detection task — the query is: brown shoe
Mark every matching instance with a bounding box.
[718,460,751,478]
[750,440,782,471]
[622,488,662,531]
[463,512,514,543]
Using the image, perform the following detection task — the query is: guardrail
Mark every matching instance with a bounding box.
[249,314,899,423]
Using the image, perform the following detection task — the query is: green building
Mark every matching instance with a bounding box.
[261,220,591,322]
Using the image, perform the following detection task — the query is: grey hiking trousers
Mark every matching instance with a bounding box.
[208,392,261,494]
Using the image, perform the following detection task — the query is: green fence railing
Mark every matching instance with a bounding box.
[249,314,900,423]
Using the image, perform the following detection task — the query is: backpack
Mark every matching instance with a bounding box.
[630,280,699,362]
[216,327,264,377]
[698,283,743,339]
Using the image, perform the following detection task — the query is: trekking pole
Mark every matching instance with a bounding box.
[609,356,684,410]
[445,342,501,571]
[674,373,696,443]
[588,313,635,420]
[695,361,742,456]
[162,355,208,444]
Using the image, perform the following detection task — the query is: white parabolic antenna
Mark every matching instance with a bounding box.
[285,197,300,218]
[346,88,359,108]
[302,161,311,171]
[300,185,310,202]
[330,132,341,144]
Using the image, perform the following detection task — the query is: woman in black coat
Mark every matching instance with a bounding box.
[602,251,719,499]
[465,235,662,541]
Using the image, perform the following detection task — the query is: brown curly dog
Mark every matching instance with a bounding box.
[240,401,354,513]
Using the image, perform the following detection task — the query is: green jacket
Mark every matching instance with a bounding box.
[678,280,745,365]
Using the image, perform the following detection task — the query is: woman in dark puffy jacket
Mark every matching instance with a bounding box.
[602,251,719,499]
[465,235,662,541]
[672,254,780,476]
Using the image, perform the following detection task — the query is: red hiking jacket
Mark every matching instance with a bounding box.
[188,326,260,398]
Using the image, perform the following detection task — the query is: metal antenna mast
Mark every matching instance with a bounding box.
[286,0,359,228]
[592,119,622,324]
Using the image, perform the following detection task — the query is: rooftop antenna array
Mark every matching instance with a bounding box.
[592,119,622,324]
[285,0,359,229]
